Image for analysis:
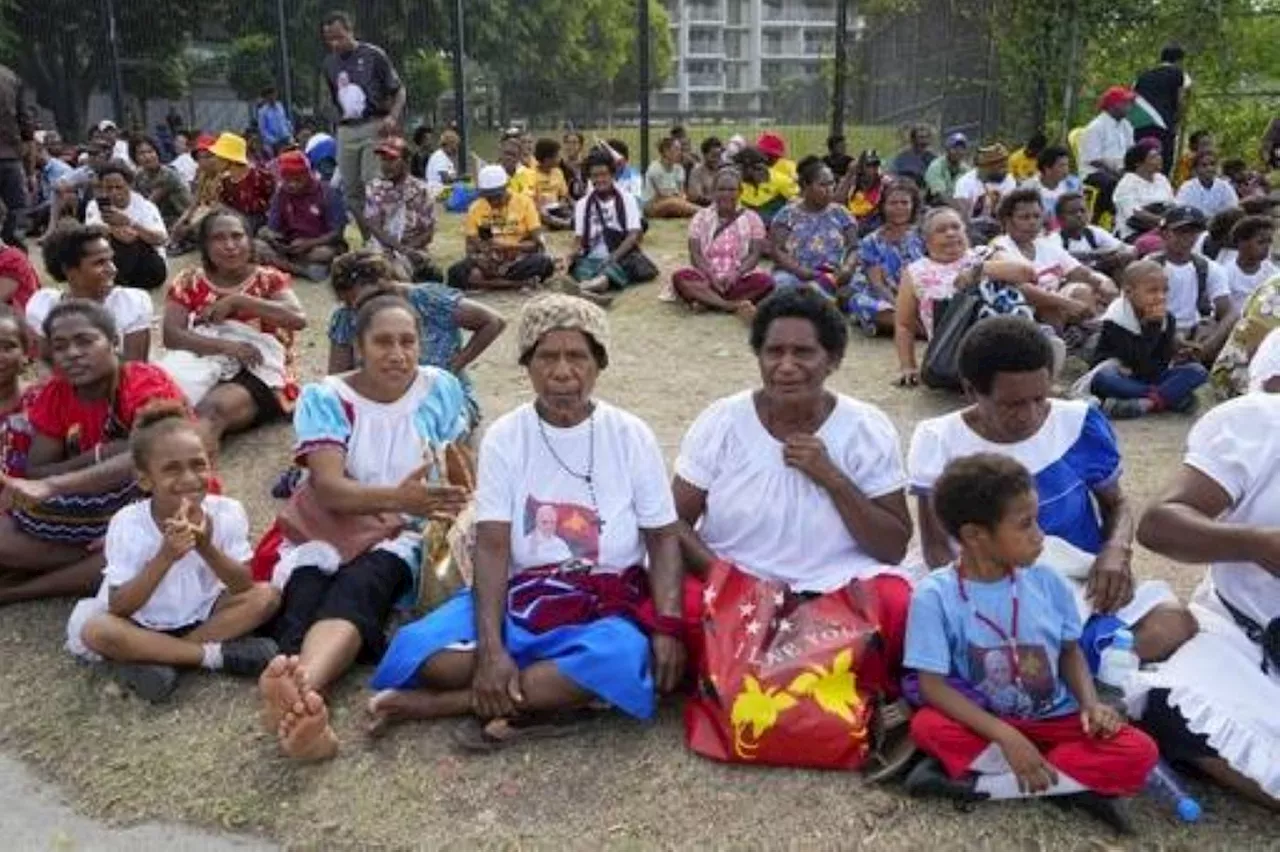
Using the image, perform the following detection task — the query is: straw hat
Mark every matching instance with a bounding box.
[208,132,248,166]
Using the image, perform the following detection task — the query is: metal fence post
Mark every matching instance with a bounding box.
[638,0,651,174]
[276,0,295,119]
[830,0,849,140]
[451,0,468,179]
[102,0,126,123]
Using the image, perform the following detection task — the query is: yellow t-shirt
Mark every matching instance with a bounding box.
[768,161,799,198]
[508,165,539,198]
[464,193,542,247]
[532,167,569,206]
[1009,148,1037,182]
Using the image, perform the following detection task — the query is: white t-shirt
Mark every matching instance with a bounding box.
[86,191,169,258]
[1224,257,1279,313]
[25,286,154,344]
[1160,255,1229,331]
[474,401,676,575]
[1077,113,1134,177]
[675,391,907,592]
[1060,225,1123,256]
[424,148,456,196]
[953,171,1017,219]
[1112,173,1174,239]
[573,190,643,259]
[170,153,198,187]
[1021,175,1082,224]
[1184,394,1280,627]
[96,496,253,630]
[1175,177,1239,219]
[991,234,1082,292]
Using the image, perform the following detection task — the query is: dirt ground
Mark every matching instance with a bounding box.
[0,216,1274,851]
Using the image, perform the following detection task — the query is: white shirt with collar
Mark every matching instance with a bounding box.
[1077,113,1134,178]
[1175,177,1240,219]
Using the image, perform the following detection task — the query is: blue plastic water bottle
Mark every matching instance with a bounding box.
[1146,759,1202,823]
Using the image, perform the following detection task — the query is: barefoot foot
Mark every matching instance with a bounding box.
[259,655,302,733]
[279,691,339,761]
[365,689,451,737]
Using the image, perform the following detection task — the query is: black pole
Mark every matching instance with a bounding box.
[276,0,295,120]
[831,0,849,140]
[638,0,651,173]
[451,0,469,179]
[103,0,126,124]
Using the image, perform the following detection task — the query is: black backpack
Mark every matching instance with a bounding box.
[1061,227,1099,251]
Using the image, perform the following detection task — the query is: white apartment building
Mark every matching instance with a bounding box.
[657,0,838,116]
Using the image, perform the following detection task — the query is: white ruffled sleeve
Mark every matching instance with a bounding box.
[292,381,352,461]
[1184,397,1268,505]
[101,506,154,589]
[906,417,947,495]
[674,396,734,491]
[211,497,254,563]
[840,403,906,499]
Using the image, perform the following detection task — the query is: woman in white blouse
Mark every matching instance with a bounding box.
[673,288,914,698]
[1112,144,1174,240]
[1136,393,1280,811]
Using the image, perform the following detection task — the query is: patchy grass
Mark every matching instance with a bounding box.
[0,216,1273,850]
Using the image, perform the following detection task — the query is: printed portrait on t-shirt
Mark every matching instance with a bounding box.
[968,643,1056,718]
[336,71,366,120]
[520,496,600,567]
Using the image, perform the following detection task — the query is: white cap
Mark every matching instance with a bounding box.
[95,119,118,133]
[1249,327,1280,393]
[477,164,509,193]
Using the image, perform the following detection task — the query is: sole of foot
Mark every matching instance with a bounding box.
[259,655,303,733]
[107,662,179,703]
[279,691,339,761]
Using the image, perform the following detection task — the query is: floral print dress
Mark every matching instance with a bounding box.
[1211,276,1280,399]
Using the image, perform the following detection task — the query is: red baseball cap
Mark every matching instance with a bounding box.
[375,136,408,159]
[194,133,217,152]
[1098,85,1136,112]
[277,150,311,177]
[756,132,786,159]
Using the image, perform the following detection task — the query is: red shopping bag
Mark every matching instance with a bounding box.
[684,561,889,770]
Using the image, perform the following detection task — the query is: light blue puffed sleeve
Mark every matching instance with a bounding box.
[292,381,352,460]
[414,367,470,445]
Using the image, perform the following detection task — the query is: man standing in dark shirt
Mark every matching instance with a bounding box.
[1134,44,1191,177]
[320,10,405,237]
[0,63,32,247]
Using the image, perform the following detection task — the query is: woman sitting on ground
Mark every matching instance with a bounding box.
[845,179,925,336]
[736,148,793,225]
[565,150,655,298]
[991,188,1116,332]
[769,156,858,298]
[894,208,1038,387]
[670,169,773,319]
[907,317,1197,666]
[256,293,472,760]
[31,224,152,362]
[327,250,506,427]
[163,207,307,445]
[129,136,193,229]
[643,137,700,220]
[85,160,170,291]
[1113,144,1174,242]
[366,294,687,748]
[673,287,914,708]
[1135,392,1280,812]
[837,149,889,235]
[0,300,186,606]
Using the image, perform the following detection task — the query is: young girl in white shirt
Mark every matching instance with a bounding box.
[65,401,280,701]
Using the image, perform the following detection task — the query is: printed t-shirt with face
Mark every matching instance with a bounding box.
[675,390,907,592]
[1161,255,1229,332]
[95,495,253,630]
[908,400,1120,555]
[24,286,153,348]
[26,362,185,454]
[905,564,1082,720]
[86,191,169,257]
[1183,393,1280,628]
[573,190,643,259]
[473,401,677,575]
[464,193,542,249]
[323,42,402,122]
[991,234,1082,292]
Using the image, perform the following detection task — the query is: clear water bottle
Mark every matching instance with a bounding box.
[1097,628,1140,690]
[1146,760,1203,823]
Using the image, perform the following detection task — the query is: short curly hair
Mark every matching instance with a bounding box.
[933,453,1035,539]
[749,287,847,361]
[958,317,1053,395]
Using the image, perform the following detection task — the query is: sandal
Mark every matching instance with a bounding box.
[451,709,597,754]
[863,696,921,784]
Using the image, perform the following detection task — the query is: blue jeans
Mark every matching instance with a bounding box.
[1090,362,1207,408]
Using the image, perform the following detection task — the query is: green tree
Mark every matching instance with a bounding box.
[404,49,451,124]
[226,34,278,102]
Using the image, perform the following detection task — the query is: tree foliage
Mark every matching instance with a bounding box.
[404,49,451,123]
[226,34,278,103]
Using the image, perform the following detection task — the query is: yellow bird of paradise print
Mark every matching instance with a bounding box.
[787,649,869,737]
[730,675,798,758]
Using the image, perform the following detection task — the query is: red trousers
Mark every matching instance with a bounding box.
[910,706,1159,796]
[671,268,774,304]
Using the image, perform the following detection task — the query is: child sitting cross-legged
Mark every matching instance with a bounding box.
[903,453,1158,835]
[1082,259,1208,419]
[65,401,280,702]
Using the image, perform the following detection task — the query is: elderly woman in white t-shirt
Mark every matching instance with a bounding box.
[1135,393,1280,811]
[673,289,915,719]
[367,294,687,748]
[1113,144,1174,240]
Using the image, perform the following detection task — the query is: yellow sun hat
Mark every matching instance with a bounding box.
[208,132,249,166]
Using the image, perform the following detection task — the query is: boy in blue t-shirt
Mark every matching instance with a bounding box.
[903,453,1158,834]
